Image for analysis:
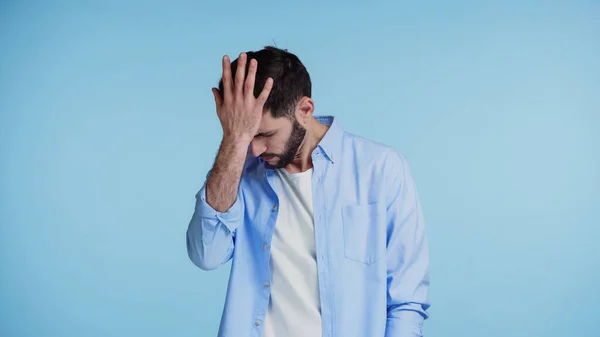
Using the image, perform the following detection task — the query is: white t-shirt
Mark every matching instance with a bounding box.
[262,167,322,337]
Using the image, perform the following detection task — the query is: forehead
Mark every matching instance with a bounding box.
[258,112,292,131]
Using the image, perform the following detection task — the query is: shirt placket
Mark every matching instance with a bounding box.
[254,168,279,336]
[313,153,333,337]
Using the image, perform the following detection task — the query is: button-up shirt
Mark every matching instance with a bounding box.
[186,116,431,337]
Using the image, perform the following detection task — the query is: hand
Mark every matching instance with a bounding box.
[212,53,274,145]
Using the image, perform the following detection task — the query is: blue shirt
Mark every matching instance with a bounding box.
[187,116,431,337]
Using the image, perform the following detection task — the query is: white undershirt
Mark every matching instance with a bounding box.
[262,167,322,337]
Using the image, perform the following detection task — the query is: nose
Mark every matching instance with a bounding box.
[250,139,267,157]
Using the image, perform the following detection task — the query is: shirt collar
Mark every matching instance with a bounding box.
[314,115,343,164]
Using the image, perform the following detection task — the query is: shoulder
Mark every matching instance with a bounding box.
[341,131,409,172]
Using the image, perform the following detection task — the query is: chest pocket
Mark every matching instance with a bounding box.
[341,202,386,265]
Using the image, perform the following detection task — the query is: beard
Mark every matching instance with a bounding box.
[263,119,306,169]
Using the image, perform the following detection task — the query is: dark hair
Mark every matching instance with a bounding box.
[218,46,311,119]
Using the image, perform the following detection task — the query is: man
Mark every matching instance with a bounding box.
[186,46,430,337]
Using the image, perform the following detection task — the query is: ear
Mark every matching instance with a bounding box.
[296,97,315,123]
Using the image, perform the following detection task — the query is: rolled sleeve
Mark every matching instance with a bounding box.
[196,183,243,234]
[186,174,244,270]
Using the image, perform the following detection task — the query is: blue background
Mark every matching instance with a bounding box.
[1,1,598,336]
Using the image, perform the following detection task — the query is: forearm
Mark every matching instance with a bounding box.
[187,137,248,270]
[206,136,249,212]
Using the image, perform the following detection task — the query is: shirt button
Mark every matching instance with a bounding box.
[255,320,262,326]
[272,205,278,211]
[264,281,270,287]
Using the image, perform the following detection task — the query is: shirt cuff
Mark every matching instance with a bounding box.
[197,185,242,233]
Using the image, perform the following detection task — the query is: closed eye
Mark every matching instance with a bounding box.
[255,131,276,138]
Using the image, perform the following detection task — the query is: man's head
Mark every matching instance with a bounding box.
[218,46,313,168]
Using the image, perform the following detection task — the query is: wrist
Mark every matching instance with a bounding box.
[222,134,251,150]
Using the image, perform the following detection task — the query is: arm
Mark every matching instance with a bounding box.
[186,137,248,270]
[186,52,273,271]
[384,151,431,337]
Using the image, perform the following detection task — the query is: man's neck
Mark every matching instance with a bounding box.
[282,117,330,174]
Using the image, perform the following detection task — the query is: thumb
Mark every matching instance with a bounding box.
[212,88,223,106]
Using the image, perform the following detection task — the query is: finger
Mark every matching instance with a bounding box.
[256,77,274,108]
[235,53,247,97]
[244,58,257,101]
[221,55,233,103]
[212,87,223,107]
